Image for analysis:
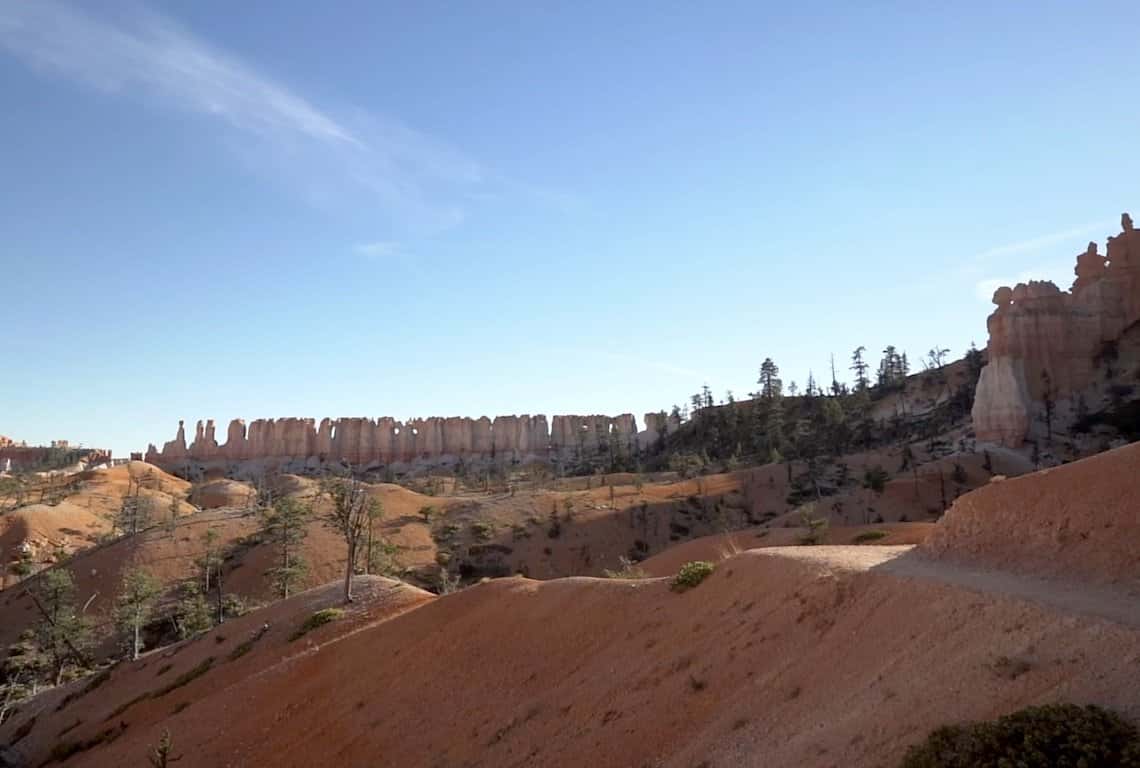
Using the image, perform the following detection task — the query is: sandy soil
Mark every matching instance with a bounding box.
[0,443,1039,665]
[923,441,1140,591]
[188,479,254,509]
[0,462,192,584]
[4,539,1137,768]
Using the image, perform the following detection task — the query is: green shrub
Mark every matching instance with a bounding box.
[671,561,714,592]
[228,639,255,660]
[432,523,460,543]
[55,666,113,712]
[797,505,828,545]
[863,465,889,493]
[900,704,1140,767]
[151,656,215,700]
[951,462,968,484]
[50,723,127,763]
[290,608,344,642]
[853,530,888,544]
[471,520,495,542]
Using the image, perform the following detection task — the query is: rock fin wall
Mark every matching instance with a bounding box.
[145,412,656,471]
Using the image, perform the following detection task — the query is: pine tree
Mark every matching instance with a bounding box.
[174,581,212,639]
[260,496,310,599]
[28,569,89,685]
[765,397,785,461]
[818,396,846,454]
[363,499,385,576]
[114,567,161,660]
[878,346,898,388]
[1041,370,1055,446]
[925,346,949,372]
[114,474,152,536]
[750,402,767,455]
[850,347,870,392]
[197,529,221,593]
[166,493,179,537]
[2,630,44,719]
[966,341,984,377]
[758,358,782,400]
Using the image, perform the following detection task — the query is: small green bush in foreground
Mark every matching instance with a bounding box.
[900,703,1140,768]
[671,561,714,592]
[289,608,344,642]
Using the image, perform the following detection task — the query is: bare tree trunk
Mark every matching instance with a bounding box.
[216,569,224,625]
[343,541,355,603]
[282,538,290,599]
[0,671,23,724]
[132,605,142,660]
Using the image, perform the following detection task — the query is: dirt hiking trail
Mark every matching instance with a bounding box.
[765,545,1140,629]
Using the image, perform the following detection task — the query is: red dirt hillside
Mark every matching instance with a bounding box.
[1,445,1137,767]
[922,441,1140,590]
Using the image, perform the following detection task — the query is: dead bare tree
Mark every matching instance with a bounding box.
[319,473,378,603]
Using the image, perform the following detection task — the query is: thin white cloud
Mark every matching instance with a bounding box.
[0,0,483,231]
[597,351,705,380]
[0,1,357,146]
[971,220,1111,263]
[974,258,1075,302]
[354,241,401,258]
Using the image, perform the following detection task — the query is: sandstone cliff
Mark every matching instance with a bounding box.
[145,412,653,471]
[973,214,1140,446]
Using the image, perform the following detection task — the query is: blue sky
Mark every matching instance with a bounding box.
[2,0,1138,457]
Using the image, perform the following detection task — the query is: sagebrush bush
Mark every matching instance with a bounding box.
[671,561,714,592]
[797,505,828,545]
[863,466,889,492]
[289,608,344,642]
[900,703,1140,767]
[853,530,888,544]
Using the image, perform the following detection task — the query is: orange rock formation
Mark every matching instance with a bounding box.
[145,412,653,470]
[973,213,1140,446]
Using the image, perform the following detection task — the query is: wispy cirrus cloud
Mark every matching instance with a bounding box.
[597,351,705,381]
[974,265,1060,302]
[970,220,1112,263]
[962,219,1114,300]
[354,241,403,258]
[0,0,482,232]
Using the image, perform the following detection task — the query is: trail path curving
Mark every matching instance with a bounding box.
[751,545,1140,628]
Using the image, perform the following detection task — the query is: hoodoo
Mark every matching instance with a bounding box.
[145,412,657,472]
[973,214,1140,446]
